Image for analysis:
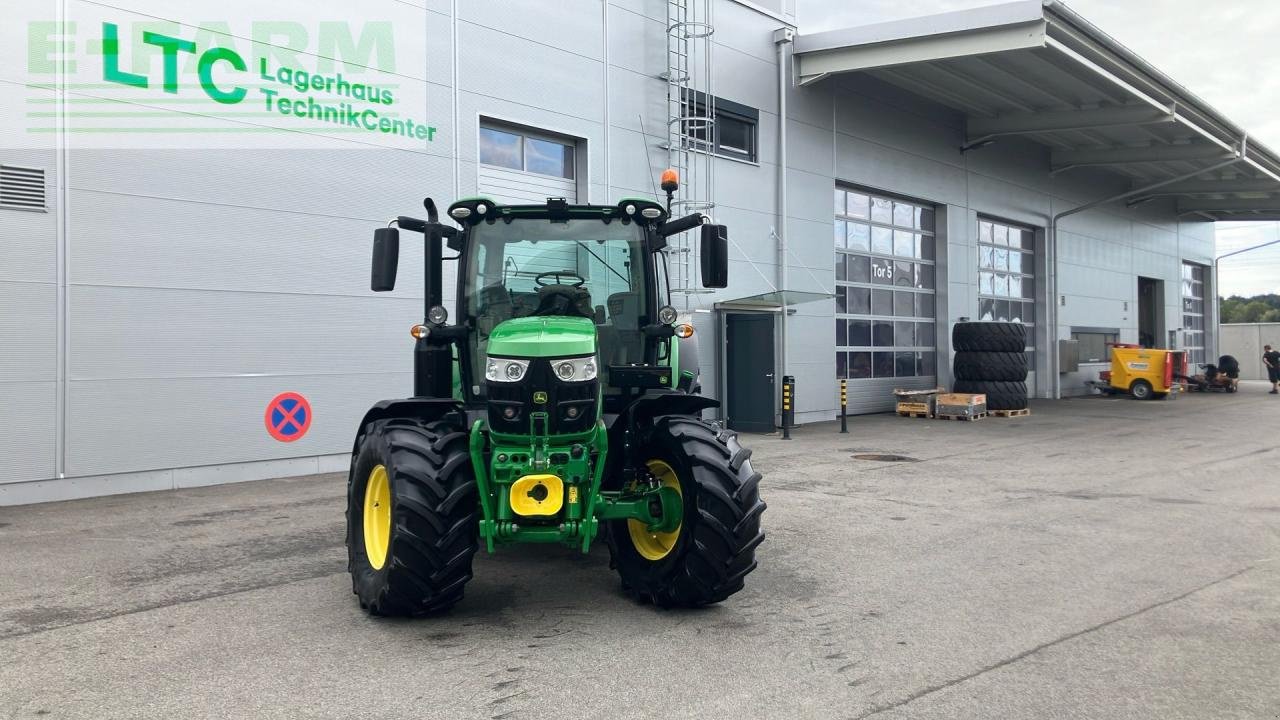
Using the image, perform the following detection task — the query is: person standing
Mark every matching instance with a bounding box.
[1265,344,1280,394]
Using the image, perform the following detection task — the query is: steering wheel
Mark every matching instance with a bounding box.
[535,270,586,288]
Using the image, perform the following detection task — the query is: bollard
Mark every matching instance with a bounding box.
[839,378,848,433]
[781,375,795,440]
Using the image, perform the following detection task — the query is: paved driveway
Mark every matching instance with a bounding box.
[2,387,1278,719]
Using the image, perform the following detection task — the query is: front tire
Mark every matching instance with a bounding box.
[607,416,766,607]
[347,418,478,616]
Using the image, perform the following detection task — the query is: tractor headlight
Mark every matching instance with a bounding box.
[657,305,678,325]
[486,357,530,383]
[553,356,597,383]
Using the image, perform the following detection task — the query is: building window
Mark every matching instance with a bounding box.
[1181,262,1206,364]
[681,91,758,163]
[1072,331,1118,363]
[978,218,1037,365]
[835,187,937,380]
[479,124,575,179]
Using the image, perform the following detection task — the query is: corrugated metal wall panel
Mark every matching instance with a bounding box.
[0,383,56,484]
[67,286,423,380]
[66,373,412,477]
[68,149,456,227]
[65,191,425,298]
[0,281,57,383]
[0,98,58,485]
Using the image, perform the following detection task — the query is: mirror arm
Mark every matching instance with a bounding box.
[658,213,707,238]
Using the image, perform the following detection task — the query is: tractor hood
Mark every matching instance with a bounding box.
[487,316,596,358]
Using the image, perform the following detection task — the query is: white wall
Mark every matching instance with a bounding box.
[1221,323,1280,380]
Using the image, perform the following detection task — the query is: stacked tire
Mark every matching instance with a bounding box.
[951,322,1029,411]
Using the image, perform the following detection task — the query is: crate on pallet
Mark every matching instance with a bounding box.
[893,387,942,418]
[896,401,933,419]
[936,393,986,421]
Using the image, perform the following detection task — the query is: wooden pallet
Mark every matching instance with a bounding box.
[991,408,1031,418]
[897,410,932,419]
[936,412,986,422]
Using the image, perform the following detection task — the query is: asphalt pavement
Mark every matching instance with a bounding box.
[2,385,1278,719]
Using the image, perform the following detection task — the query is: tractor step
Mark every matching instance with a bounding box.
[990,408,1030,418]
[936,412,986,421]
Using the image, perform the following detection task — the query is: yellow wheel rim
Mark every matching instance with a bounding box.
[363,465,391,570]
[628,459,683,561]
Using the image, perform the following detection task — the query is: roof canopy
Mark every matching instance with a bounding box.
[794,0,1280,221]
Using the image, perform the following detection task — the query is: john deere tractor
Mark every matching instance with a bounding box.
[346,181,765,614]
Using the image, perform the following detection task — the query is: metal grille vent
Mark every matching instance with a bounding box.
[0,164,48,211]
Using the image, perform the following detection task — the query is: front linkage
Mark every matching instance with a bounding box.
[468,419,682,554]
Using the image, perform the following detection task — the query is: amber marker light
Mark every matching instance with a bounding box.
[410,324,430,339]
[674,323,694,338]
[660,168,679,193]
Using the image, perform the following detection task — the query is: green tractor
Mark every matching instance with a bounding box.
[346,182,765,614]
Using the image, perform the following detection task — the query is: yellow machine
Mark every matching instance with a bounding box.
[1087,345,1186,400]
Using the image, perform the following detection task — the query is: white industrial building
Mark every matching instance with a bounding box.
[3,0,1279,504]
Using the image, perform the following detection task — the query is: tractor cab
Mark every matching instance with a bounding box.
[453,198,662,401]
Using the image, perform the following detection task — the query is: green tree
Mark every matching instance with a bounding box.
[1218,294,1280,323]
[1239,301,1272,322]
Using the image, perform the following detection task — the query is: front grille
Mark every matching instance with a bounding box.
[487,359,598,435]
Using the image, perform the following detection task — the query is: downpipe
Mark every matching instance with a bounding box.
[774,27,793,425]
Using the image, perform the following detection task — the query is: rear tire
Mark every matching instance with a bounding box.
[953,379,1028,411]
[607,416,765,607]
[953,351,1028,382]
[1130,379,1154,400]
[952,322,1027,353]
[347,418,478,616]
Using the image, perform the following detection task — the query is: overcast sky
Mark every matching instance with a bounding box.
[796,0,1280,297]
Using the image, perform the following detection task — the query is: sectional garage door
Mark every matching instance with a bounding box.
[834,186,939,413]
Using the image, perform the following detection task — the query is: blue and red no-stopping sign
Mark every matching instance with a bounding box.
[265,392,312,442]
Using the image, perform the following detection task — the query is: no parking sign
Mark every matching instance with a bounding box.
[265,392,312,442]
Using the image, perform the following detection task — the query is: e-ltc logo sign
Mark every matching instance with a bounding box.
[12,6,436,150]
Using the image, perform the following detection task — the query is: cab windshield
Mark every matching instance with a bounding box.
[463,217,651,386]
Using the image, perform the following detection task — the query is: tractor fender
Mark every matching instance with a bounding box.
[350,398,465,454]
[616,389,711,422]
[615,391,719,431]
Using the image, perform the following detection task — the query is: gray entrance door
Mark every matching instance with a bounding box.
[726,313,775,433]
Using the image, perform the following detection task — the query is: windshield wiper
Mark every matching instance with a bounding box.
[575,241,631,287]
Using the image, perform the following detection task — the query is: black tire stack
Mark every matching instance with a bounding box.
[951,322,1029,411]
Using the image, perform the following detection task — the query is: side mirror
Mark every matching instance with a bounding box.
[699,223,728,289]
[371,227,400,292]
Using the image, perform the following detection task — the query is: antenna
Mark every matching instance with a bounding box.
[638,113,660,200]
